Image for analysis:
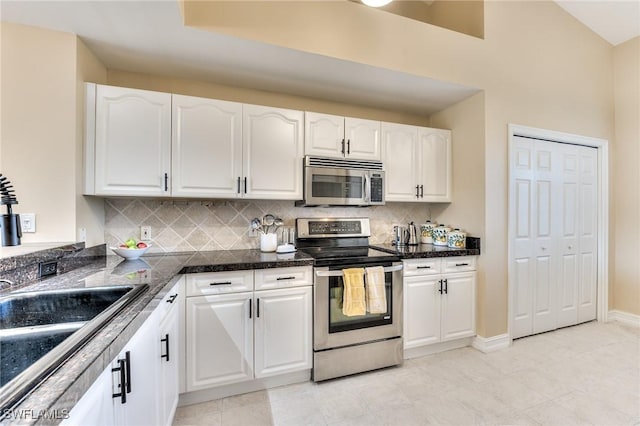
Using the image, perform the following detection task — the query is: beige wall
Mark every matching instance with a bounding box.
[612,37,640,316]
[106,70,431,126]
[183,0,615,337]
[0,22,77,243]
[75,39,107,247]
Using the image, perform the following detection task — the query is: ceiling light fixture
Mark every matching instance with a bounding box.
[362,0,393,7]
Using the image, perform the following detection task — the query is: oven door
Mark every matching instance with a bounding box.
[313,262,403,350]
[304,166,368,206]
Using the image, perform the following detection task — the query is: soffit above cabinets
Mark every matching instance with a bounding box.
[0,0,478,116]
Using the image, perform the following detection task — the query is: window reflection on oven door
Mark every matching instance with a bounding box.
[314,263,403,351]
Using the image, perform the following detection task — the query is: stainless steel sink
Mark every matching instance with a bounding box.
[0,284,148,414]
[0,286,135,329]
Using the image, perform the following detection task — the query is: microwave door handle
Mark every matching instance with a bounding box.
[363,173,369,203]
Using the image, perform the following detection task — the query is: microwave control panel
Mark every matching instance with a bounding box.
[370,173,384,203]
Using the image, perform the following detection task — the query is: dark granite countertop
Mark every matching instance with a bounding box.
[371,238,481,259]
[0,248,313,424]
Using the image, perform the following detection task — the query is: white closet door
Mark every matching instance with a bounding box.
[577,147,598,323]
[511,136,598,339]
[531,140,559,335]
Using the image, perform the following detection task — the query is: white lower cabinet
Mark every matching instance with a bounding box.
[64,280,182,426]
[403,257,476,352]
[185,267,312,392]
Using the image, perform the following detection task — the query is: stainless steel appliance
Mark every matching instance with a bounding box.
[296,217,403,382]
[297,156,385,206]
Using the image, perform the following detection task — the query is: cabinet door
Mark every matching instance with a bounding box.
[345,117,381,160]
[304,112,345,158]
[440,272,476,342]
[185,293,253,390]
[95,85,171,196]
[112,312,160,426]
[254,287,312,378]
[403,275,441,349]
[157,301,180,426]
[62,366,115,426]
[418,128,452,202]
[243,104,303,199]
[382,122,420,202]
[172,95,242,198]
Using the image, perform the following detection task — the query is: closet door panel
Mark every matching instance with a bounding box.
[578,148,598,322]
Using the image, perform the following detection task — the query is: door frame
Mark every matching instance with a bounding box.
[507,124,609,341]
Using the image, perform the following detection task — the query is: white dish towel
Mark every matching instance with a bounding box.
[365,266,387,314]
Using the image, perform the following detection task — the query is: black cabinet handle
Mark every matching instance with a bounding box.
[347,139,351,154]
[341,139,345,155]
[167,294,178,303]
[420,185,424,198]
[112,358,127,404]
[415,185,420,198]
[257,298,260,318]
[244,177,247,194]
[455,263,469,267]
[164,173,169,192]
[161,334,170,362]
[249,298,252,319]
[124,351,131,394]
[276,276,296,281]
[438,279,443,294]
[237,177,241,194]
[210,281,232,286]
[417,266,431,269]
[444,278,448,294]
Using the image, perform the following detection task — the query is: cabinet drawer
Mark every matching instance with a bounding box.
[403,258,442,276]
[254,266,312,291]
[156,280,181,321]
[186,270,253,296]
[442,256,477,273]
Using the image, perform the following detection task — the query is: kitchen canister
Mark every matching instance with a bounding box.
[447,228,467,248]
[432,224,451,246]
[260,233,278,252]
[420,220,437,244]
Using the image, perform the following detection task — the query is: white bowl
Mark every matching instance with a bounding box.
[110,245,151,260]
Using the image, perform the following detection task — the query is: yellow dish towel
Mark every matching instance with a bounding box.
[342,268,366,316]
[365,266,387,314]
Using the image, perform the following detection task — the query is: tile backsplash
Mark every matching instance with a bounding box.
[105,199,432,253]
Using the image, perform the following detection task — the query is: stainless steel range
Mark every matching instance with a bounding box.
[296,217,403,382]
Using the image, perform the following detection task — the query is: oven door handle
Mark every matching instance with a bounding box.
[315,264,403,277]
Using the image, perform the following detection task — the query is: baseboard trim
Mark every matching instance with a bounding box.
[608,310,640,328]
[178,370,310,407]
[472,333,510,353]
[404,337,473,359]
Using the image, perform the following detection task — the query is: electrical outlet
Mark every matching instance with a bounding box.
[20,213,36,233]
[39,261,57,278]
[141,226,151,241]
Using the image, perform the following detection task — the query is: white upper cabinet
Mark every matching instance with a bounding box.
[172,95,242,198]
[305,112,381,160]
[90,84,172,196]
[418,128,452,202]
[382,122,420,201]
[243,104,303,200]
[382,122,452,202]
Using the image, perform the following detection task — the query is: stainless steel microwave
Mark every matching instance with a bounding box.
[297,156,385,206]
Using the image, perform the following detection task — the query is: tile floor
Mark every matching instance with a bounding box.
[173,321,640,425]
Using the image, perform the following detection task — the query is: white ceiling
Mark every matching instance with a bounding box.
[554,0,640,46]
[1,1,636,116]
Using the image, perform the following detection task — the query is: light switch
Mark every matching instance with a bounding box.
[20,213,36,233]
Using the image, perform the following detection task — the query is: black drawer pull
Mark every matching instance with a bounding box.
[161,334,170,361]
[455,263,469,267]
[167,294,178,303]
[124,351,131,394]
[276,276,296,281]
[210,281,233,286]
[112,358,127,404]
[417,266,431,269]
